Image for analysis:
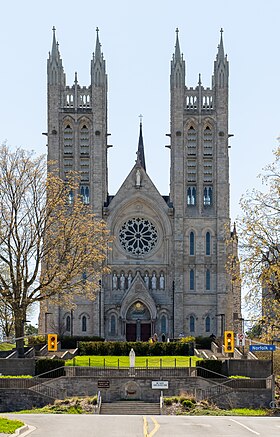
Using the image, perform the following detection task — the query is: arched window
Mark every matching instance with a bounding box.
[80,125,89,155]
[204,186,213,206]
[161,315,167,334]
[66,315,71,332]
[110,315,116,335]
[68,190,74,205]
[206,232,211,256]
[206,269,211,291]
[64,124,73,153]
[82,315,87,332]
[80,185,90,204]
[190,316,195,333]
[190,269,195,291]
[187,187,196,206]
[187,126,197,156]
[190,232,195,256]
[203,126,213,156]
[205,316,210,332]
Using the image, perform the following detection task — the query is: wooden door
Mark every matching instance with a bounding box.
[141,323,151,341]
[126,323,136,341]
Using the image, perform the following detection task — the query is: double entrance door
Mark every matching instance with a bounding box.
[126,322,151,342]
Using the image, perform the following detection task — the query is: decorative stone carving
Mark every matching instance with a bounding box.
[160,273,165,290]
[151,272,157,290]
[120,273,125,290]
[112,273,117,289]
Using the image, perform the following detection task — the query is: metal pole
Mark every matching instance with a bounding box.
[172,281,175,339]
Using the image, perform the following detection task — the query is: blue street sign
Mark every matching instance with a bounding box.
[249,344,276,352]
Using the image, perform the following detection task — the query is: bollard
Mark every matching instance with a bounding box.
[175,358,177,368]
[104,358,105,369]
[118,358,120,369]
[89,357,90,367]
[160,358,162,369]
[146,358,148,369]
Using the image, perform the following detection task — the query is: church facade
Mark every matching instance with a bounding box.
[41,28,241,341]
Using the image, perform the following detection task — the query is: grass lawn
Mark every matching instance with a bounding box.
[0,417,24,434]
[66,355,201,367]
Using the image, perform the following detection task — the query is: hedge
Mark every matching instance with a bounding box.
[79,341,194,356]
[35,359,65,377]
[59,335,104,349]
[196,359,224,377]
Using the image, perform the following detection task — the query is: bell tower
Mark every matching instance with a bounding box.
[47,27,108,217]
[170,29,237,336]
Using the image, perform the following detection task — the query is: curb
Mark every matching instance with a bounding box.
[12,425,36,436]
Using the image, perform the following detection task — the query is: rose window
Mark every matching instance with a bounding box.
[119,218,158,255]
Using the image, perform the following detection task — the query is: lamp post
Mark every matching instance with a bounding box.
[44,312,52,342]
[99,279,102,338]
[216,313,225,338]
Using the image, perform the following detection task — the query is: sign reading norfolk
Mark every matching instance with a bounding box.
[152,381,169,389]
[249,344,276,352]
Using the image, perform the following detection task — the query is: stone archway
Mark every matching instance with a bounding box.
[126,301,151,341]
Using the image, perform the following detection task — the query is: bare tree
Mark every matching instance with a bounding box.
[0,297,14,340]
[0,145,111,355]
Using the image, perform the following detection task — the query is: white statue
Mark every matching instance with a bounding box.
[129,348,135,368]
[127,272,132,288]
[112,273,117,289]
[136,169,141,187]
[159,273,165,290]
[120,273,125,290]
[151,272,157,290]
[144,273,149,288]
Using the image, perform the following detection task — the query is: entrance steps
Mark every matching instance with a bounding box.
[100,400,160,415]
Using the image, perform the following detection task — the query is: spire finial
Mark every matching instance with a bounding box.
[174,27,181,60]
[198,73,202,86]
[52,26,56,35]
[136,117,146,171]
[74,72,78,84]
[96,26,99,34]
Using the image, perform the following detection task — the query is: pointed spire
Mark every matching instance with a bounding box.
[217,28,225,59]
[51,26,59,61]
[136,115,146,171]
[175,28,181,60]
[48,26,64,85]
[91,27,106,86]
[95,27,102,61]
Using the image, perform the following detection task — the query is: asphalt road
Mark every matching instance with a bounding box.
[2,414,280,436]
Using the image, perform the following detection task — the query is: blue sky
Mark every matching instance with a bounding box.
[0,1,279,325]
[0,0,278,223]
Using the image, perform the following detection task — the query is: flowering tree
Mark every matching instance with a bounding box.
[0,146,111,355]
[238,146,280,338]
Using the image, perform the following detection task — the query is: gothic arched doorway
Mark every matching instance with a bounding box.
[126,301,151,341]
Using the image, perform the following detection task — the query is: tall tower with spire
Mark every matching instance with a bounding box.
[47,27,108,217]
[169,28,239,336]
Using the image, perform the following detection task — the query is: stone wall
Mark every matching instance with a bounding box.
[223,359,272,378]
[0,389,52,412]
[0,373,273,411]
[0,359,35,376]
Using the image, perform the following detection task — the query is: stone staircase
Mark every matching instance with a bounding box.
[100,400,160,415]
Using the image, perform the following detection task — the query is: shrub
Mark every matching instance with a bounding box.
[195,336,212,349]
[60,336,104,349]
[196,359,224,377]
[181,399,195,410]
[35,359,65,377]
[78,340,195,356]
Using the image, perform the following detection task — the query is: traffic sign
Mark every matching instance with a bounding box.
[249,344,276,352]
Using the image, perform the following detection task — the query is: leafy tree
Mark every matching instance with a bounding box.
[238,146,280,338]
[0,145,111,356]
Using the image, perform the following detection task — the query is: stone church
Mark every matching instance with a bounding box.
[41,28,241,341]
